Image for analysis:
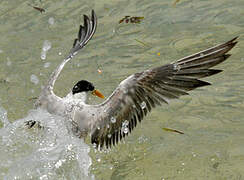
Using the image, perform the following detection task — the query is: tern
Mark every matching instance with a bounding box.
[30,10,237,149]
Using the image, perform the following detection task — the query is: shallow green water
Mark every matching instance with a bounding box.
[0,0,244,179]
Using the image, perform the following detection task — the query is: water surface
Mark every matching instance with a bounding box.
[0,0,244,179]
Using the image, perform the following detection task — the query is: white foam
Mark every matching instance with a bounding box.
[0,108,93,179]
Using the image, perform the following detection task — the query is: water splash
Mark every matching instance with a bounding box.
[0,107,93,179]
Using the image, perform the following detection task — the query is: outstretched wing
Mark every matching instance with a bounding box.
[42,10,97,97]
[69,9,97,56]
[90,37,238,149]
[36,10,97,110]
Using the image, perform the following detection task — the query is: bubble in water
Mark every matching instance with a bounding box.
[30,74,39,85]
[58,52,62,56]
[140,101,146,109]
[48,17,55,25]
[42,40,52,52]
[110,117,116,123]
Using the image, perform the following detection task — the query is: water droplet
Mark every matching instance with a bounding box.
[30,74,39,85]
[140,101,146,109]
[107,134,111,138]
[40,174,48,180]
[42,40,51,51]
[67,144,72,150]
[55,159,65,168]
[58,52,62,56]
[110,117,116,123]
[92,143,97,148]
[122,120,129,134]
[48,17,55,25]
[97,158,101,162]
[123,127,129,134]
[41,51,46,60]
[173,63,178,70]
[97,126,100,130]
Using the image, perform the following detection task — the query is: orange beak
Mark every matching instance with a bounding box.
[92,89,105,99]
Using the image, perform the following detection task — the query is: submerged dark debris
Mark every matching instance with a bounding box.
[28,97,38,101]
[25,120,44,129]
[28,3,45,13]
[173,0,181,6]
[162,127,184,134]
[119,16,144,24]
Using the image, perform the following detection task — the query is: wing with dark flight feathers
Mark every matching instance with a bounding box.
[90,37,238,149]
[69,9,97,56]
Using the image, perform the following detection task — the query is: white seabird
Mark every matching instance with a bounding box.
[32,10,238,148]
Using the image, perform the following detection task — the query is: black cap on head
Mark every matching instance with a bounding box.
[72,80,95,95]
